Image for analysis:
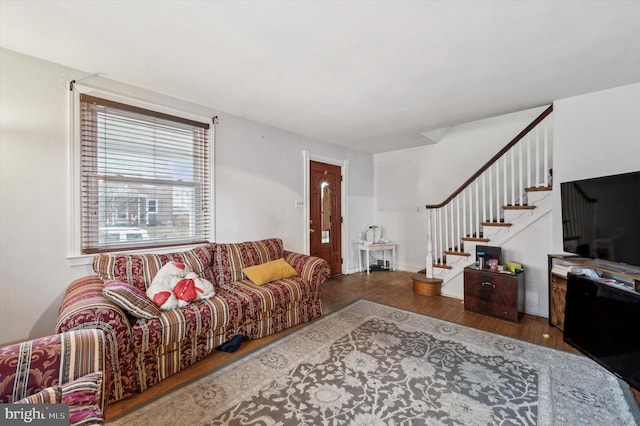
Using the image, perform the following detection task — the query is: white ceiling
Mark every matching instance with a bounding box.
[1,1,639,153]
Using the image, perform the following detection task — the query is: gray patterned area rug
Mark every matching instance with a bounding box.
[110,299,639,425]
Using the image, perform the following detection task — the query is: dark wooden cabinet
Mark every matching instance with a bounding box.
[463,266,524,323]
[550,274,567,330]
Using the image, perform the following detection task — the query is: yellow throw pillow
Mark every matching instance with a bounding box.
[242,258,297,285]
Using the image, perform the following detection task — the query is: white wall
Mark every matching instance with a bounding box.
[373,106,548,272]
[1,49,81,345]
[552,82,640,253]
[371,82,639,317]
[501,212,552,316]
[2,46,636,343]
[0,48,374,344]
[343,150,375,273]
[214,111,374,272]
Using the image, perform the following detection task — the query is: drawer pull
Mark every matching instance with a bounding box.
[481,281,495,288]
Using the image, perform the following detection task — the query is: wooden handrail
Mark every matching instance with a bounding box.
[426,105,553,209]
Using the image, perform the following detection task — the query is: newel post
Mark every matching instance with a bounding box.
[413,207,441,297]
[425,208,434,278]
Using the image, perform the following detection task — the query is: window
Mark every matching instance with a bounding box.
[79,94,210,253]
[147,199,158,213]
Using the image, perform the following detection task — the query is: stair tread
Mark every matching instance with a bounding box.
[525,186,552,192]
[503,205,536,210]
[461,237,490,242]
[481,221,512,227]
[433,264,453,270]
[444,250,471,256]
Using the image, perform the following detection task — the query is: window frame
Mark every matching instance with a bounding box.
[69,84,215,256]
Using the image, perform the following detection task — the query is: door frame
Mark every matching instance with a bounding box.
[302,150,349,275]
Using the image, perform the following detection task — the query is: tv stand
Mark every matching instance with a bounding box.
[563,274,640,392]
[590,259,640,275]
[547,254,640,330]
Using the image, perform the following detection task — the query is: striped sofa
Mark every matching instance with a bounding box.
[56,238,330,404]
[0,329,105,425]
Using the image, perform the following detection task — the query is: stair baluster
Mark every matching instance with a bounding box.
[425,106,553,280]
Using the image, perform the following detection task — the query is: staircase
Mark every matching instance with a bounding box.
[424,106,554,294]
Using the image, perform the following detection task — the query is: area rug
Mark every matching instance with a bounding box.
[109,299,639,425]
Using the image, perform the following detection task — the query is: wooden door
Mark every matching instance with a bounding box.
[310,161,342,276]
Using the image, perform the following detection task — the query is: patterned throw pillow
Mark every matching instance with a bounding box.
[14,386,61,404]
[60,372,104,426]
[103,281,160,319]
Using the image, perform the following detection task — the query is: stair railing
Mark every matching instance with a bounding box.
[424,105,553,278]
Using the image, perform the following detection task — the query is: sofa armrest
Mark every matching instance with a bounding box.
[56,276,133,356]
[0,329,105,412]
[283,251,331,288]
[56,276,133,402]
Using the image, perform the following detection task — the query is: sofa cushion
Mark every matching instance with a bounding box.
[131,287,261,353]
[242,258,297,285]
[130,275,316,352]
[14,386,61,404]
[228,277,319,312]
[61,372,104,426]
[103,281,160,319]
[93,244,215,292]
[14,373,105,425]
[212,238,284,286]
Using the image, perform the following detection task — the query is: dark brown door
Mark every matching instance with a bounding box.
[310,161,342,276]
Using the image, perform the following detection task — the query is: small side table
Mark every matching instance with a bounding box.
[357,242,396,274]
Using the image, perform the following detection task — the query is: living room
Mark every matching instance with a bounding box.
[1,1,639,424]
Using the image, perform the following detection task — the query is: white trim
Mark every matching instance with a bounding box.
[302,150,311,254]
[342,160,350,274]
[209,117,216,243]
[303,151,350,275]
[73,82,211,125]
[68,84,81,256]
[66,242,211,266]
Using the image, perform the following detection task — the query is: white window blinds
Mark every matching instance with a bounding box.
[80,94,210,253]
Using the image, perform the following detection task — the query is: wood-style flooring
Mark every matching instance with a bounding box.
[106,271,640,420]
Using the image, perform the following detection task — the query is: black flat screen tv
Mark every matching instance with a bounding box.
[560,170,640,269]
[564,274,640,390]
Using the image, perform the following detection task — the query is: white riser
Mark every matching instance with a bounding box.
[503,209,534,223]
[527,189,552,206]
[480,225,506,239]
[445,254,469,268]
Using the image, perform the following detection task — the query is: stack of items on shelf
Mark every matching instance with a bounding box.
[551,263,593,278]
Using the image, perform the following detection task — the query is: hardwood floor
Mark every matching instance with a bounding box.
[106,271,640,420]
